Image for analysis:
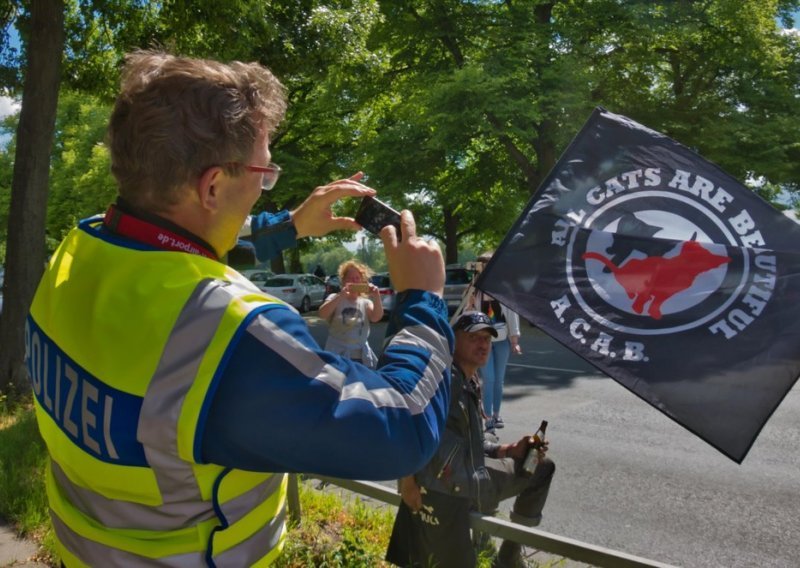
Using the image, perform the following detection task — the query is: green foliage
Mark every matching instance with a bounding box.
[262,1,385,217]
[354,0,591,260]
[46,91,115,244]
[349,0,800,261]
[352,234,387,272]
[300,234,390,277]
[3,0,799,267]
[0,0,23,92]
[0,90,115,258]
[560,0,800,186]
[300,239,354,276]
[0,112,14,259]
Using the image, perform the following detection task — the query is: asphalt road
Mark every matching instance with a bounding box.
[306,314,800,568]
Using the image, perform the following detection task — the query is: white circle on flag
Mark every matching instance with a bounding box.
[566,191,750,335]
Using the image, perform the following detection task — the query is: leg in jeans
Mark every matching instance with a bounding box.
[490,339,511,419]
[481,347,497,420]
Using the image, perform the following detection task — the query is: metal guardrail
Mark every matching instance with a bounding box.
[287,474,678,568]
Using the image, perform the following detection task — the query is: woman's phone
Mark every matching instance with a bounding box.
[348,283,370,295]
[355,196,402,241]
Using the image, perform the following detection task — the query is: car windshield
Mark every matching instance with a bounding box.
[445,269,472,285]
[264,277,294,287]
[370,275,391,288]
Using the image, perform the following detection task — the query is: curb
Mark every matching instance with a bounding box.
[0,523,47,567]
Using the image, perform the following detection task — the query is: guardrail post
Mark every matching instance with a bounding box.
[287,473,301,524]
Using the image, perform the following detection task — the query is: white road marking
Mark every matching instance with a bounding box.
[507,362,597,374]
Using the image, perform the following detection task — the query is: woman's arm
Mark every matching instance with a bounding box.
[504,305,522,354]
[318,292,342,320]
[366,283,384,322]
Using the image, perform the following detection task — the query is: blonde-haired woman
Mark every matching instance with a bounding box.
[318,259,384,367]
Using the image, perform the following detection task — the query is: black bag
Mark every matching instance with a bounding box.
[385,490,474,568]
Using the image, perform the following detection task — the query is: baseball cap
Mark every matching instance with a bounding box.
[452,311,498,337]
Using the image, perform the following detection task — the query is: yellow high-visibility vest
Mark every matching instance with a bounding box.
[28,217,287,567]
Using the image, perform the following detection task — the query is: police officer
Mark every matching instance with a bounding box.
[27,51,452,566]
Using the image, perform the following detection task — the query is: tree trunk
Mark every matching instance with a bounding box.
[0,0,65,395]
[288,247,302,273]
[530,118,558,195]
[443,207,459,265]
[270,254,286,274]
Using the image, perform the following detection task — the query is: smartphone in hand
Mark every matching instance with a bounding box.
[355,196,402,241]
[347,283,370,295]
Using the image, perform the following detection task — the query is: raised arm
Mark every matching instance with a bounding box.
[204,209,450,479]
[244,173,376,261]
[201,293,452,479]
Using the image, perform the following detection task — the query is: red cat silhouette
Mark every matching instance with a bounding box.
[582,240,731,320]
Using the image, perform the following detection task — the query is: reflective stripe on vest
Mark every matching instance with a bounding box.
[28,219,288,565]
[51,504,287,568]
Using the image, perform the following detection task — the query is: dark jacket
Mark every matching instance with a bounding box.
[414,365,501,512]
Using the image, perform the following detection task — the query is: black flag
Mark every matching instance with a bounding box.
[477,107,800,463]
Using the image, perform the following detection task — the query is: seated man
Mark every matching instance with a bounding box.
[388,311,555,568]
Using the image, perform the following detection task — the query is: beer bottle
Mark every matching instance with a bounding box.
[522,420,548,475]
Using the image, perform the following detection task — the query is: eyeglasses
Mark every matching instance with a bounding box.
[228,162,282,191]
[453,311,492,330]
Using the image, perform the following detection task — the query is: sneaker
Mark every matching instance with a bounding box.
[484,418,495,432]
[494,416,504,429]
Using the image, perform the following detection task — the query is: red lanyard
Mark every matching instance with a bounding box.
[103,204,217,260]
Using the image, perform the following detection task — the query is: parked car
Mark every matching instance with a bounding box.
[324,275,341,296]
[443,265,475,314]
[369,272,396,315]
[258,273,327,312]
[241,268,274,288]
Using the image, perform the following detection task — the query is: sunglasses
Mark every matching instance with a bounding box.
[227,162,282,191]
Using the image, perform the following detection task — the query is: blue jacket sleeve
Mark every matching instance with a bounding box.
[245,210,298,262]
[200,290,453,480]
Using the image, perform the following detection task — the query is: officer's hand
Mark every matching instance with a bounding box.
[382,210,445,297]
[291,172,375,238]
[399,476,423,512]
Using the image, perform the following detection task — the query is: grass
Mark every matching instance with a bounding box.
[279,480,561,568]
[0,398,560,568]
[0,396,57,565]
[275,481,397,567]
